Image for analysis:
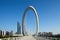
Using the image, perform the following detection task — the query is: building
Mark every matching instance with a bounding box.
[38,32,53,37]
[0,30,2,36]
[9,31,13,36]
[6,31,10,36]
[17,21,21,34]
[0,30,5,36]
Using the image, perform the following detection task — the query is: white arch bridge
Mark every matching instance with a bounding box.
[22,6,39,36]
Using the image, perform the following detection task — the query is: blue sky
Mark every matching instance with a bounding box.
[0,0,60,34]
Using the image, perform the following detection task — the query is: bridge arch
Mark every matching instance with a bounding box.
[22,6,39,36]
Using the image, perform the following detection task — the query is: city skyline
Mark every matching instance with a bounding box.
[0,0,60,34]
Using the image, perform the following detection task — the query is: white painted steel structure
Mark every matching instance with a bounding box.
[22,6,39,36]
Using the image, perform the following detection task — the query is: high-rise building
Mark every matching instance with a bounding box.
[17,21,21,34]
[0,30,2,36]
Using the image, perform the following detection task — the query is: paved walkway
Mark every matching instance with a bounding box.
[1,36,50,40]
[22,35,36,40]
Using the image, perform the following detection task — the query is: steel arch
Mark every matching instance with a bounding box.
[22,6,39,36]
